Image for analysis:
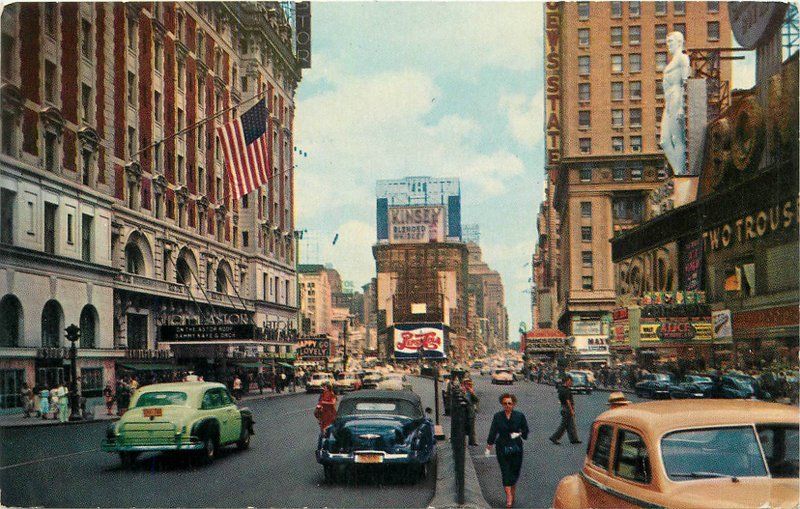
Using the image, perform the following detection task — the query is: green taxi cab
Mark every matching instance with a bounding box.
[102,382,254,467]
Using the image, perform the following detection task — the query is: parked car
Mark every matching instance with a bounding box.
[316,390,436,483]
[306,372,335,393]
[669,375,715,399]
[566,372,593,394]
[708,375,759,399]
[333,373,362,394]
[361,372,383,390]
[635,373,673,399]
[491,369,514,385]
[553,399,799,509]
[101,382,254,467]
[377,373,413,391]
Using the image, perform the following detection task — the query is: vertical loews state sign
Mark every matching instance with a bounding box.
[544,2,562,169]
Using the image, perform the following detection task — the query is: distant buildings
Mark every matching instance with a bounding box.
[466,240,509,354]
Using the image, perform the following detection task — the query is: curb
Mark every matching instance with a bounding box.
[428,441,490,509]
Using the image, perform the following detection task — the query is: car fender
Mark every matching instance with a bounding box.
[552,473,588,509]
[191,417,221,443]
[240,407,255,435]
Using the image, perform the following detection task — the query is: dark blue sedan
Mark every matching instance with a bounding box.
[668,375,714,399]
[634,373,673,399]
[316,390,436,483]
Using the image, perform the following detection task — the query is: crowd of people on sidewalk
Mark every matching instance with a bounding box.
[18,380,86,422]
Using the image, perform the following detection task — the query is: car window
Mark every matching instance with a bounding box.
[662,426,768,480]
[614,429,651,484]
[135,391,188,407]
[591,424,614,470]
[218,389,234,406]
[757,425,799,478]
[337,398,422,418]
[202,389,223,410]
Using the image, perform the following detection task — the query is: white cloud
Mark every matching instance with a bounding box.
[500,89,544,148]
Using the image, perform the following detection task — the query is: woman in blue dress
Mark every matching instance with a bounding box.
[39,386,50,419]
[485,393,529,508]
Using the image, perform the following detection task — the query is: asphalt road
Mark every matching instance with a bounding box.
[467,374,642,509]
[0,377,439,508]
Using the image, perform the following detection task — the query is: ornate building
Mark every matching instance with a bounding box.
[0,2,310,411]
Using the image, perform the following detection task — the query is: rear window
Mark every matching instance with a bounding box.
[135,391,188,407]
[338,398,421,419]
[591,424,614,470]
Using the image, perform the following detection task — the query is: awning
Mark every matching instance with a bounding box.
[116,363,183,371]
[278,362,295,370]
[231,362,262,369]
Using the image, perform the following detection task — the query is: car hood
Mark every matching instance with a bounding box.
[667,478,799,509]
[118,405,196,429]
[328,415,418,452]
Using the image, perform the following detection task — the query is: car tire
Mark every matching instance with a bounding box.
[323,464,335,484]
[199,434,216,464]
[237,426,251,450]
[119,452,139,468]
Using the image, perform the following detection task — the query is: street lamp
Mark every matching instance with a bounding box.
[64,324,83,421]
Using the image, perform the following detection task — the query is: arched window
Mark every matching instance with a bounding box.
[125,243,145,274]
[216,266,227,293]
[0,294,22,347]
[176,257,191,285]
[41,300,63,347]
[79,305,97,348]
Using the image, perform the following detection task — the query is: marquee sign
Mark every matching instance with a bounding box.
[160,324,255,342]
[297,337,331,360]
[703,198,798,252]
[393,323,447,359]
[388,206,445,244]
[640,318,712,342]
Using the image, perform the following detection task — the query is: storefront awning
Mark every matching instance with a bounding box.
[231,362,262,369]
[117,363,183,371]
[278,362,295,370]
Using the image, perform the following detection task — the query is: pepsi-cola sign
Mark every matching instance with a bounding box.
[393,323,447,359]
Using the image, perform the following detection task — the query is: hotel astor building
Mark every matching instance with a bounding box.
[0,2,310,410]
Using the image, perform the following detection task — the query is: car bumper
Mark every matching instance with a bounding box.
[306,385,325,393]
[101,437,204,452]
[317,449,419,465]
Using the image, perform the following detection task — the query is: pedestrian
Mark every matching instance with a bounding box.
[117,379,131,416]
[462,378,479,445]
[256,372,265,395]
[549,375,581,445]
[314,382,337,432]
[55,382,69,423]
[39,385,50,419]
[20,383,34,418]
[103,383,115,416]
[50,385,60,420]
[233,375,243,400]
[280,372,288,393]
[485,393,529,508]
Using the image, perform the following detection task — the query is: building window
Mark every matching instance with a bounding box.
[611,1,622,18]
[629,26,641,45]
[630,136,642,152]
[580,167,592,182]
[612,136,624,152]
[707,1,719,13]
[707,21,720,41]
[579,138,591,154]
[582,276,593,290]
[578,83,591,102]
[81,19,92,59]
[655,52,668,72]
[127,71,136,106]
[44,202,57,254]
[44,4,58,37]
[580,201,592,217]
[655,79,664,97]
[674,1,685,15]
[0,33,12,81]
[127,16,137,51]
[613,166,625,180]
[631,166,643,180]
[127,126,136,159]
[630,81,642,101]
[44,131,58,172]
[154,91,162,122]
[629,1,641,17]
[154,39,163,72]
[655,1,667,16]
[1,111,15,156]
[611,27,623,46]
[577,1,590,20]
[629,53,641,73]
[177,108,184,132]
[198,167,205,194]
[630,108,642,127]
[611,54,623,73]
[613,196,643,220]
[578,28,590,47]
[177,155,185,184]
[44,60,57,103]
[578,56,590,76]
[81,214,92,262]
[0,189,15,245]
[196,31,205,60]
[612,109,624,128]
[674,23,686,38]
[656,25,668,44]
[177,58,185,90]
[198,77,205,105]
[581,226,592,242]
[611,82,623,101]
[81,84,92,123]
[242,230,249,248]
[582,251,593,267]
[579,110,591,129]
[66,213,74,244]
[656,106,664,124]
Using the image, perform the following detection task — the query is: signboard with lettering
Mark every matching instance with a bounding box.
[160,324,255,342]
[393,323,447,359]
[297,337,331,360]
[525,338,565,353]
[571,319,602,336]
[712,310,733,340]
[680,237,705,291]
[640,318,712,342]
[295,2,312,69]
[573,336,609,355]
[729,2,788,49]
[388,206,446,244]
[703,198,798,252]
[544,2,562,169]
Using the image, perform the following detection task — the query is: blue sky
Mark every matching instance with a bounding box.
[293,2,756,343]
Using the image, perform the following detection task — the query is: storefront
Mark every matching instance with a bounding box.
[521,329,566,363]
[570,317,611,366]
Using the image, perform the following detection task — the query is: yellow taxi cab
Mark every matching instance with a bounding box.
[553,398,799,509]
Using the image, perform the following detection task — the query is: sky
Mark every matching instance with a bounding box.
[293,2,757,345]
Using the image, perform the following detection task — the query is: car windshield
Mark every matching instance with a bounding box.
[756,425,799,478]
[135,391,188,408]
[311,374,330,381]
[662,426,768,480]
[652,374,671,382]
[726,377,752,389]
[687,376,712,383]
[337,398,421,419]
[570,373,587,384]
[495,370,511,375]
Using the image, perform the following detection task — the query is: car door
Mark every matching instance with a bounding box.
[219,388,241,443]
[605,427,656,508]
[582,423,624,508]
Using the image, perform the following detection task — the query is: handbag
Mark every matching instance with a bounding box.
[502,441,522,455]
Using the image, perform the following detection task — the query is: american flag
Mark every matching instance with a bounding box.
[216,99,271,202]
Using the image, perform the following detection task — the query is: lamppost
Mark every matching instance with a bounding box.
[64,324,83,421]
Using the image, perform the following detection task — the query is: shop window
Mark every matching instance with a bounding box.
[0,369,24,409]
[80,367,104,397]
[615,429,651,483]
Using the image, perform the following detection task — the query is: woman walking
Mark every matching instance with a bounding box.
[103,383,115,416]
[314,383,337,432]
[485,393,529,508]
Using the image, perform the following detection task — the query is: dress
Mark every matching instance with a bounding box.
[487,410,530,487]
[39,389,50,416]
[315,389,337,431]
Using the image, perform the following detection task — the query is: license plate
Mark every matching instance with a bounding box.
[143,408,163,418]
[355,454,383,464]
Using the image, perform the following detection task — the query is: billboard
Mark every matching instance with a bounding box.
[640,318,713,342]
[388,206,445,244]
[573,336,609,355]
[393,323,447,359]
[297,337,331,360]
[712,310,733,340]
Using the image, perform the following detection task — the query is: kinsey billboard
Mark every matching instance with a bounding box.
[388,206,445,244]
[393,323,447,359]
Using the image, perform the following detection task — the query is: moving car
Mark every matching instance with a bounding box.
[361,372,383,390]
[491,369,514,385]
[316,390,436,483]
[101,382,254,467]
[669,375,714,399]
[377,373,413,391]
[566,372,593,394]
[333,373,362,394]
[553,398,799,509]
[306,372,334,393]
[634,373,673,399]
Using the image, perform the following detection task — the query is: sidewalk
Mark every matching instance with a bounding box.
[0,387,305,429]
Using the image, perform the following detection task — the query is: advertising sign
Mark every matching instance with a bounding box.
[388,206,445,244]
[680,238,705,291]
[295,2,312,68]
[160,324,255,342]
[571,320,602,336]
[544,2,562,168]
[640,318,712,342]
[393,323,447,359]
[573,336,609,355]
[712,310,733,340]
[297,337,331,360]
[525,338,565,353]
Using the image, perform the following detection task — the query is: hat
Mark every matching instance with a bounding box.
[607,392,629,406]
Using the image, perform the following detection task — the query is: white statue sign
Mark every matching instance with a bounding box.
[659,31,691,176]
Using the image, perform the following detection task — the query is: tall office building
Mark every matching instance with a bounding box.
[536,1,732,349]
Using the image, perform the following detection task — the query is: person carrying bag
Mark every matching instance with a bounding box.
[485,393,529,508]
